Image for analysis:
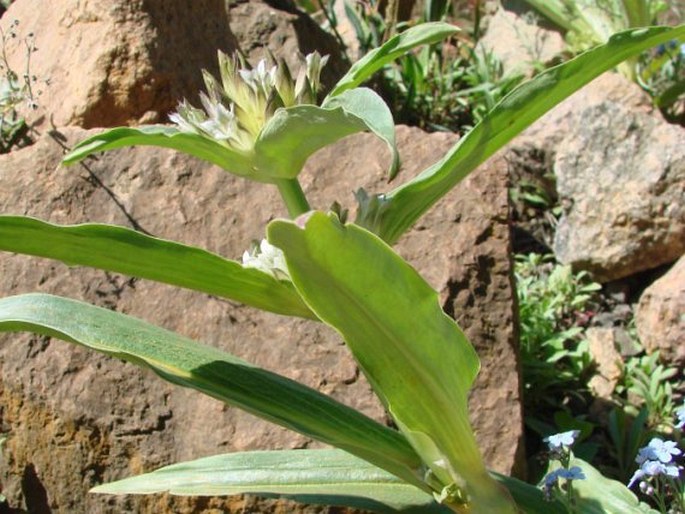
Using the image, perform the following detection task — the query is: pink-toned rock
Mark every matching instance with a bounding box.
[0,0,343,133]
[510,72,684,282]
[635,256,685,366]
[552,100,685,282]
[586,328,623,399]
[0,0,238,130]
[0,125,524,512]
[477,7,565,77]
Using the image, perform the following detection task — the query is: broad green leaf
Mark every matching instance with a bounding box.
[364,24,685,244]
[254,101,375,179]
[92,449,449,513]
[0,216,314,319]
[268,212,517,513]
[328,22,459,97]
[543,458,658,514]
[62,125,257,179]
[495,461,656,514]
[0,293,425,488]
[322,88,399,180]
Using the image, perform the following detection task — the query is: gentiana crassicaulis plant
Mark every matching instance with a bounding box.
[0,19,684,514]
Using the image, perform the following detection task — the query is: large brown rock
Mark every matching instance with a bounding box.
[635,256,685,366]
[515,72,657,151]
[509,72,685,282]
[0,0,238,129]
[0,125,524,512]
[477,6,565,77]
[0,0,343,132]
[551,100,685,282]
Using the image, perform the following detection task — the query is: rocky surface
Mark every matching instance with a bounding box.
[0,0,343,133]
[586,328,623,400]
[0,125,524,512]
[552,100,685,282]
[477,6,565,77]
[635,256,685,366]
[508,71,685,283]
[515,72,657,152]
[0,0,238,130]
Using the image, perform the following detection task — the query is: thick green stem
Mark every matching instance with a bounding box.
[275,178,311,219]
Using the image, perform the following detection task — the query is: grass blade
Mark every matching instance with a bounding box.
[328,22,459,97]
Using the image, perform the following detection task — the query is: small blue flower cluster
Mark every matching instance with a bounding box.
[628,438,682,490]
[545,430,580,453]
[543,466,586,492]
[541,430,586,502]
[676,404,685,430]
[655,39,685,59]
[627,403,685,512]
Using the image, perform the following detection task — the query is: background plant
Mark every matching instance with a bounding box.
[597,324,682,483]
[0,18,682,514]
[514,253,600,422]
[515,252,684,493]
[0,18,37,153]
[520,0,684,119]
[311,0,525,132]
[616,347,681,432]
[0,433,6,505]
[637,38,685,122]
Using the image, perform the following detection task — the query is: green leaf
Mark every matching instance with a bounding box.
[92,449,449,513]
[0,293,425,487]
[328,22,459,97]
[253,103,369,179]
[322,88,399,180]
[268,212,517,513]
[492,473,565,514]
[544,458,658,514]
[62,125,257,179]
[0,216,314,319]
[62,101,394,183]
[520,0,586,33]
[365,24,685,244]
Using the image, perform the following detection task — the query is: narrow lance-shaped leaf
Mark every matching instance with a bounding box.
[268,212,517,513]
[0,293,425,489]
[0,216,314,319]
[61,125,258,179]
[364,24,685,244]
[328,22,459,97]
[92,449,449,514]
[92,446,576,514]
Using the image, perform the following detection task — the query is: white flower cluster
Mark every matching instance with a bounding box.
[242,239,290,281]
[169,51,329,152]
